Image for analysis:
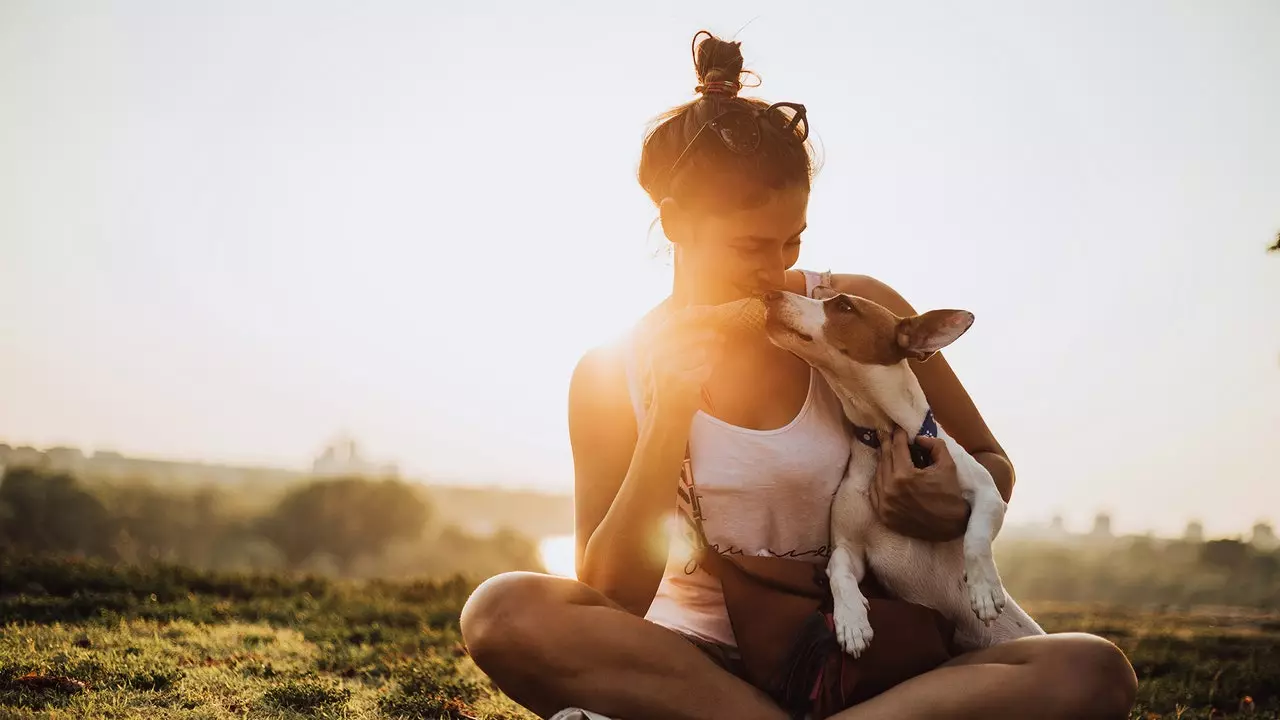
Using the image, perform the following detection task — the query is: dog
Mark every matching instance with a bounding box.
[762,278,1044,655]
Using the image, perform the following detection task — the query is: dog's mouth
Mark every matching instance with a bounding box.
[761,292,815,343]
[765,314,814,343]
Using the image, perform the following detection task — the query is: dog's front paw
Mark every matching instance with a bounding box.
[965,554,1007,625]
[833,596,874,657]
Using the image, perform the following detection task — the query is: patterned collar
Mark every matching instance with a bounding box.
[850,409,938,469]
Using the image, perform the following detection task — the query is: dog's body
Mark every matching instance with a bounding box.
[763,281,1044,655]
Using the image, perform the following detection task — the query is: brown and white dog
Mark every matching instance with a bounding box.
[762,276,1043,655]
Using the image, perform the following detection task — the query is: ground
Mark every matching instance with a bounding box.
[0,557,1277,719]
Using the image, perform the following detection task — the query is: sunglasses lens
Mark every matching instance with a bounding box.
[714,112,761,154]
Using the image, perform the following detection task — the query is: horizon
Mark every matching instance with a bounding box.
[1,435,1275,541]
[2,1,1278,539]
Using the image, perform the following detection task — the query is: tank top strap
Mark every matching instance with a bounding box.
[799,268,828,298]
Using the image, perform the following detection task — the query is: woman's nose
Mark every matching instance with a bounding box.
[753,267,786,292]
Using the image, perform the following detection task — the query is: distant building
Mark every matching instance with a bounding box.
[312,434,398,478]
[1184,520,1205,544]
[1049,514,1066,534]
[999,513,1073,543]
[1090,512,1113,539]
[1250,522,1279,551]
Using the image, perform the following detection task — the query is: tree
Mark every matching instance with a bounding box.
[259,477,431,573]
[1200,538,1249,571]
[101,483,238,567]
[0,466,114,558]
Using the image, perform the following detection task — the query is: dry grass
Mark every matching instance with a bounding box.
[1,556,1277,719]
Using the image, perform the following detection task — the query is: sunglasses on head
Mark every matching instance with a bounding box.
[661,102,810,193]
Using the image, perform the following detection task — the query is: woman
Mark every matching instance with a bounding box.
[461,32,1138,720]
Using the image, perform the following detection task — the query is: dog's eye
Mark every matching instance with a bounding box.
[833,296,854,313]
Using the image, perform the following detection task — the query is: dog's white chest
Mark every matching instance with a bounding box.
[833,444,970,602]
[828,437,1043,652]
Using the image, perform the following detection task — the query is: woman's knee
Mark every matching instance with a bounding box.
[461,572,549,666]
[1043,633,1138,719]
[461,571,600,673]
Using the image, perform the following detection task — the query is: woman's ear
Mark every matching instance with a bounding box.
[659,197,691,245]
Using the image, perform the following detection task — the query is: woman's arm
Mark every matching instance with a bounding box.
[829,273,1014,500]
[569,346,673,616]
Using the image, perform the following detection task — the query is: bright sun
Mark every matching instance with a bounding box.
[538,517,697,581]
[538,534,578,579]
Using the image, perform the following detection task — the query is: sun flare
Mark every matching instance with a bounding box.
[538,534,578,579]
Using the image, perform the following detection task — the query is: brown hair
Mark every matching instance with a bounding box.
[637,31,817,214]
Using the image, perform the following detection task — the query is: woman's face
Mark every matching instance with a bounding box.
[668,186,810,303]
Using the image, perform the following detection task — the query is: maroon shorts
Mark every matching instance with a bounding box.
[675,629,749,679]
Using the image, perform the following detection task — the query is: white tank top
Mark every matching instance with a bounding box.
[622,270,853,647]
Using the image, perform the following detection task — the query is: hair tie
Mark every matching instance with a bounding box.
[695,80,741,98]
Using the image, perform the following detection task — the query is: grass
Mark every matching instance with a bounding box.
[1,556,1278,719]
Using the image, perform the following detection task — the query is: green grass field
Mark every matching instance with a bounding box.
[1,556,1277,719]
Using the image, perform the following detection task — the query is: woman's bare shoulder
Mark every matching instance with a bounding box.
[571,302,661,391]
[826,273,918,315]
[568,313,655,431]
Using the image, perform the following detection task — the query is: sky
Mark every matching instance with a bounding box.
[1,0,1277,538]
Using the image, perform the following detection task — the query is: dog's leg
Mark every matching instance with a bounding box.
[951,438,1008,625]
[827,453,877,657]
[828,542,874,657]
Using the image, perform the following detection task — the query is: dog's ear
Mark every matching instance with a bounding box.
[896,310,975,361]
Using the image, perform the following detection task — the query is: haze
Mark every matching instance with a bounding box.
[2,0,1277,538]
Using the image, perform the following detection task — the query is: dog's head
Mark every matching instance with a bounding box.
[763,282,974,376]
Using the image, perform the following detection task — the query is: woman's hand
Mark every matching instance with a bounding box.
[870,429,971,542]
[644,306,727,422]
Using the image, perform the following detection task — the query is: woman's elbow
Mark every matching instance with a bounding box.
[577,556,661,616]
[973,449,1015,503]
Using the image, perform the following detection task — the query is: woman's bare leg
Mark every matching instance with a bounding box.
[832,633,1138,720]
[460,571,788,720]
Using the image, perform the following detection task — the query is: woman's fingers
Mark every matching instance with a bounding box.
[915,435,954,469]
[891,429,915,473]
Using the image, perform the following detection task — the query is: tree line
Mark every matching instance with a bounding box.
[996,535,1280,609]
[0,465,542,580]
[5,464,1279,609]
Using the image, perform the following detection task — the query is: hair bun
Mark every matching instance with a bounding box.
[692,31,745,95]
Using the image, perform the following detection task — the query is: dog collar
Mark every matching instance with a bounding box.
[850,409,938,469]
